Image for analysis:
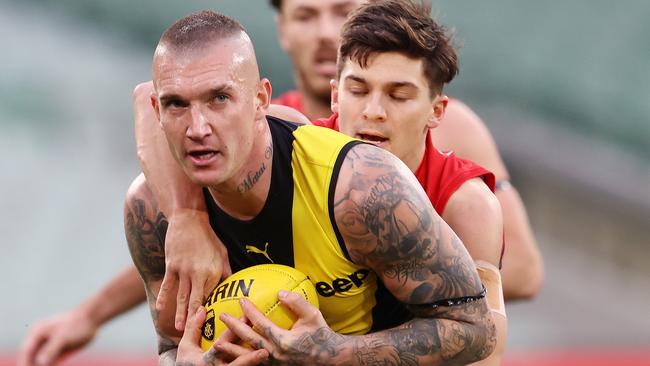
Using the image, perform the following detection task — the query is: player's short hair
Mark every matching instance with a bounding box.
[270,0,282,11]
[159,10,246,52]
[338,0,458,96]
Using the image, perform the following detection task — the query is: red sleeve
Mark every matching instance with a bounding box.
[311,113,339,130]
[435,162,495,213]
[271,90,304,113]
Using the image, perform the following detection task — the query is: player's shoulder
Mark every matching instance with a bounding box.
[338,143,420,188]
[444,176,503,265]
[267,104,311,125]
[124,173,157,209]
[433,98,509,180]
[447,177,500,213]
[436,99,493,146]
[444,177,502,255]
[126,173,146,197]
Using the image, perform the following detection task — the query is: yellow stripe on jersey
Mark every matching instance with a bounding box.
[290,125,377,335]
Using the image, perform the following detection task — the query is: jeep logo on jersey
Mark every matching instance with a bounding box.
[315,269,370,297]
[205,279,254,307]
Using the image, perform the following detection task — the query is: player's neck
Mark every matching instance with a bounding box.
[207,122,273,220]
[301,94,331,121]
[294,82,331,120]
[402,133,429,173]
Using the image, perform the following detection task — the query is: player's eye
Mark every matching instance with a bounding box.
[164,99,187,109]
[214,94,229,104]
[390,93,409,101]
[348,87,367,96]
[293,10,316,22]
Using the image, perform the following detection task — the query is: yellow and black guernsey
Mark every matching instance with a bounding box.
[205,116,412,335]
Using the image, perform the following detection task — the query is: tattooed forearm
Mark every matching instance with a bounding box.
[125,197,167,283]
[144,285,161,324]
[260,325,349,365]
[350,300,494,365]
[124,182,180,360]
[291,327,348,361]
[148,272,181,366]
[433,301,496,363]
[263,302,494,365]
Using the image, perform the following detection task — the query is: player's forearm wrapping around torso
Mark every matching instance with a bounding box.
[123,175,181,365]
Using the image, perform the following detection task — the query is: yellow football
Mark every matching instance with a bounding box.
[200,264,319,351]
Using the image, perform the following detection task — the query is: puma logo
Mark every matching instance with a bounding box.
[245,242,273,263]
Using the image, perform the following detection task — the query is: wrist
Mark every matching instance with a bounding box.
[163,184,206,215]
[77,266,146,326]
[327,334,357,365]
[76,298,104,328]
[168,208,210,222]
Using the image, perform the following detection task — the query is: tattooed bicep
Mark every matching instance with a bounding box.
[333,144,482,303]
[333,144,432,261]
[124,175,167,285]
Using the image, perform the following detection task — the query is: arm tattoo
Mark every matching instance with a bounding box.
[125,197,167,283]
[260,325,349,365]
[334,144,495,364]
[335,145,481,299]
[351,301,495,365]
[124,192,179,360]
[287,327,347,362]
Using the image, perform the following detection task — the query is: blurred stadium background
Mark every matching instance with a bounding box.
[1,0,648,364]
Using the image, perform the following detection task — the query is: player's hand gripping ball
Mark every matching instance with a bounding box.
[200,264,319,350]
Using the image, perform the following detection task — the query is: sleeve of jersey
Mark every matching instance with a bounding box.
[312,118,329,127]
[311,113,339,130]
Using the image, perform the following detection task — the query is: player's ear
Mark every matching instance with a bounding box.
[150,93,161,123]
[255,78,272,119]
[330,79,340,114]
[428,93,448,129]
